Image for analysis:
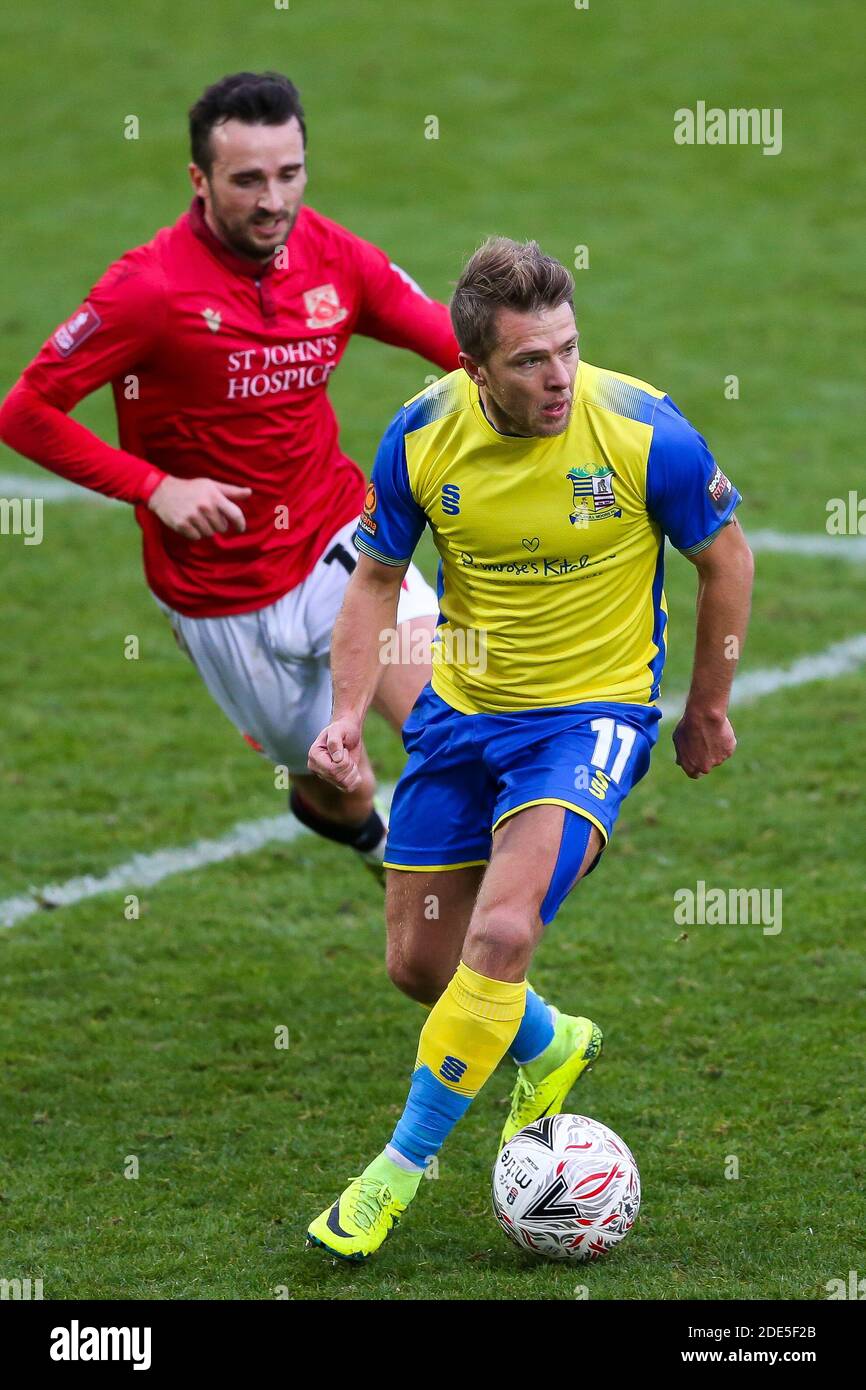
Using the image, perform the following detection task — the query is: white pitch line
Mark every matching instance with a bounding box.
[0,813,314,929]
[0,472,114,503]
[729,633,866,704]
[747,529,866,560]
[660,633,866,719]
[3,634,866,931]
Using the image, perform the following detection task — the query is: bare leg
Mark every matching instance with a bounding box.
[463,806,603,980]
[385,864,485,1004]
[384,808,602,998]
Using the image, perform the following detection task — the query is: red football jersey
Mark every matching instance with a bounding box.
[0,199,459,615]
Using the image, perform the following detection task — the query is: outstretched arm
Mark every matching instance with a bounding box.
[672,516,754,777]
[0,260,250,536]
[353,239,460,372]
[308,554,408,792]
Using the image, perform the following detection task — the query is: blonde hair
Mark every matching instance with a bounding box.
[450,236,574,360]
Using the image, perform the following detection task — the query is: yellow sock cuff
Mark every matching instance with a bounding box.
[451,960,527,1022]
[416,964,527,1095]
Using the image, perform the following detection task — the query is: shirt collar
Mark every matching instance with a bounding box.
[187,196,281,279]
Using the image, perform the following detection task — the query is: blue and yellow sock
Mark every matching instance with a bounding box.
[418,983,555,1065]
[510,985,556,1065]
[386,961,526,1171]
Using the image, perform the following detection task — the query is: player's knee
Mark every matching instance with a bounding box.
[464,906,535,974]
[385,946,445,1005]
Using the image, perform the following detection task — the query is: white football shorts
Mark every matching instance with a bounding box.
[151,517,438,773]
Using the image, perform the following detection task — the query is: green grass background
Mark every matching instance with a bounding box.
[1,0,864,1299]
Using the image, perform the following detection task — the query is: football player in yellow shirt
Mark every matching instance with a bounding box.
[306,237,754,1260]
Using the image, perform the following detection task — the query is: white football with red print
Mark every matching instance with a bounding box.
[492,1113,640,1262]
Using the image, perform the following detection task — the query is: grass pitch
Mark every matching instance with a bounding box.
[1,0,864,1300]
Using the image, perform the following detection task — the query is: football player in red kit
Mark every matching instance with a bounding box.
[0,72,459,874]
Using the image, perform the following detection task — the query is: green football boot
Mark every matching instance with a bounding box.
[306,1152,421,1262]
[499,1012,603,1151]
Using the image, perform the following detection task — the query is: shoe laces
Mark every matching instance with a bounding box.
[348,1177,396,1231]
[511,1073,538,1120]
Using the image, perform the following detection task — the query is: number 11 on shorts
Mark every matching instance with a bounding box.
[589,718,636,783]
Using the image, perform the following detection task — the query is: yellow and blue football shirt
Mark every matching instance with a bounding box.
[354,360,741,714]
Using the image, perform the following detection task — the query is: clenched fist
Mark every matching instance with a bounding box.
[308,715,363,793]
[672,708,737,778]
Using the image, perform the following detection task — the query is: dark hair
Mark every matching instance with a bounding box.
[189,72,306,174]
[450,236,575,360]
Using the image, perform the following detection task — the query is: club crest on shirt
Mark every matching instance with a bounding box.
[303,283,348,329]
[566,464,622,525]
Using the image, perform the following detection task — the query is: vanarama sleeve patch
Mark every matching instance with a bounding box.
[645,395,741,553]
[354,409,427,565]
[52,303,102,356]
[707,463,734,514]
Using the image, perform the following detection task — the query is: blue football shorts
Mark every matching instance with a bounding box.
[383,683,661,921]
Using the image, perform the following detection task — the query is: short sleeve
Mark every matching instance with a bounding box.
[646,396,741,554]
[353,409,427,565]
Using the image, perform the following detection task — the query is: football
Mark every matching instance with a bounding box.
[492,1114,640,1262]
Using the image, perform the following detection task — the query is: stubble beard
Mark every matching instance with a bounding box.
[209,193,298,263]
